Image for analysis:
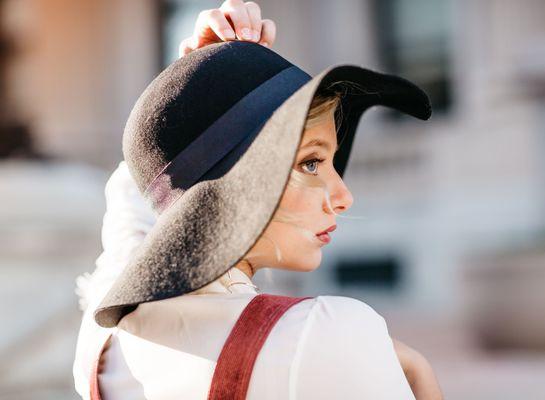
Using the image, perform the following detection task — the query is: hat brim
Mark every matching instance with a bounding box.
[94,64,431,327]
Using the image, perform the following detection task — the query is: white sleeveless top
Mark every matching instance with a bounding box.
[72,162,415,399]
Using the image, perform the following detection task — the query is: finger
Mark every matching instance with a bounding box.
[258,19,276,47]
[191,10,216,48]
[219,0,255,42]
[244,2,262,42]
[178,36,195,58]
[195,8,236,43]
[208,9,237,41]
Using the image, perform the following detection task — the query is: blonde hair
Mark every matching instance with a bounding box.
[236,80,365,283]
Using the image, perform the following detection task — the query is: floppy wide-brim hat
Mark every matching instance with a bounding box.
[94,40,431,327]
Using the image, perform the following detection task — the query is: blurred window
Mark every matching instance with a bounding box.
[373,0,453,116]
[334,254,402,289]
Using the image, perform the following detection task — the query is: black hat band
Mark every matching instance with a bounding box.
[143,65,312,214]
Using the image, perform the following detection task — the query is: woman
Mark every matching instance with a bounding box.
[73,1,443,399]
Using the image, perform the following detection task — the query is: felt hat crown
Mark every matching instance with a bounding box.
[94,40,431,328]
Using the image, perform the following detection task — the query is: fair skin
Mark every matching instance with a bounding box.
[239,111,351,274]
[179,1,443,399]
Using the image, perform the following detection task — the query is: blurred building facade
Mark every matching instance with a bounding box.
[1,0,545,398]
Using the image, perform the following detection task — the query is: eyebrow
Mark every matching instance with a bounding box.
[300,139,339,152]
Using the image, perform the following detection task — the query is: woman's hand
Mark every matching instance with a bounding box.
[392,338,444,400]
[179,0,276,57]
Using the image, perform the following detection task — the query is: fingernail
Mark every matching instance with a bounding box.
[241,28,253,40]
[261,42,269,47]
[222,28,236,40]
[252,30,260,42]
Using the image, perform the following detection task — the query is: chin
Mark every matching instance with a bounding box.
[287,246,322,272]
[259,228,323,272]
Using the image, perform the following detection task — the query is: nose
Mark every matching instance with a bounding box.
[324,170,354,215]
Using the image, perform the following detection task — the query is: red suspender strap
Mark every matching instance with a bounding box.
[90,332,113,400]
[90,294,313,400]
[208,293,313,400]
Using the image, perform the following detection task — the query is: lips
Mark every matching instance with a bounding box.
[315,224,336,245]
[316,224,337,236]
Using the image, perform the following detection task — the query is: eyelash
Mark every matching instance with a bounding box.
[299,157,326,175]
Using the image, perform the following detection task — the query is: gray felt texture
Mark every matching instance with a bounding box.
[94,41,431,327]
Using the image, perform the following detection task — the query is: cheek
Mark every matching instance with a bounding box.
[257,184,326,270]
[279,184,323,214]
[262,221,323,271]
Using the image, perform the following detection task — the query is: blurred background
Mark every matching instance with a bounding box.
[1,0,544,398]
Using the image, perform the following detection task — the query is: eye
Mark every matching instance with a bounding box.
[299,157,325,175]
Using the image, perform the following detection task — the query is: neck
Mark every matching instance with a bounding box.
[235,259,255,279]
